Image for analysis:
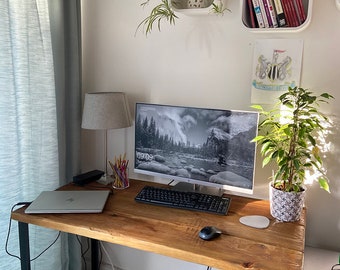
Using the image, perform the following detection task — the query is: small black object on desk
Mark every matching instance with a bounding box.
[73,170,104,185]
[199,226,222,241]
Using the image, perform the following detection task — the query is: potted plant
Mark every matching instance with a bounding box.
[136,0,229,35]
[252,86,334,222]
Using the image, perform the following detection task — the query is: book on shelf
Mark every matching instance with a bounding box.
[280,0,292,26]
[265,0,279,28]
[293,0,306,25]
[251,0,265,28]
[288,0,300,26]
[272,0,287,27]
[246,0,307,29]
[258,0,270,27]
[247,0,257,28]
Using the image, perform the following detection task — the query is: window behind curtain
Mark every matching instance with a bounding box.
[0,0,62,269]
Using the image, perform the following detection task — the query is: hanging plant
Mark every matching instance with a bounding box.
[136,0,230,36]
[137,0,178,35]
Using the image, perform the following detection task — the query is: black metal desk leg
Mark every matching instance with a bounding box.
[91,239,99,270]
[18,222,31,270]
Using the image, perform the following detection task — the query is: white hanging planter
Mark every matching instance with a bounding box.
[171,0,221,15]
[269,183,306,222]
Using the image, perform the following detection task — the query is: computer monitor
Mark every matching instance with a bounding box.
[134,103,259,195]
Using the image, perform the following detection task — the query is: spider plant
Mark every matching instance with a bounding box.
[136,0,229,36]
[211,0,229,13]
[137,0,178,36]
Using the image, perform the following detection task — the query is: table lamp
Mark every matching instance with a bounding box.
[81,92,132,184]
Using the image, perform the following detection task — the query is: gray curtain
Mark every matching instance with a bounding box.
[0,0,62,269]
[0,0,82,268]
[48,0,82,269]
[48,0,82,185]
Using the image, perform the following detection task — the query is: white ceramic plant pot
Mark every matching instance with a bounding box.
[269,183,306,222]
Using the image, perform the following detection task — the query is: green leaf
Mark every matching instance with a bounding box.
[251,135,264,142]
[308,134,316,146]
[271,150,278,159]
[251,104,263,111]
[261,141,275,155]
[283,127,292,136]
[278,149,285,158]
[262,156,272,167]
[320,93,334,99]
[293,159,300,170]
[318,178,330,193]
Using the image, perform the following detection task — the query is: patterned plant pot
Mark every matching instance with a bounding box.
[269,183,306,222]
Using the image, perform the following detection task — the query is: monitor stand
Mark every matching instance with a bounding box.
[172,182,224,197]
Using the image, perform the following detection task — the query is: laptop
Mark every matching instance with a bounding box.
[25,190,110,214]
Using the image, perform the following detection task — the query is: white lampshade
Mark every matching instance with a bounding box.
[81,92,132,130]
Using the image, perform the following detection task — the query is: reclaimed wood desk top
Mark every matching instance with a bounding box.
[12,179,305,270]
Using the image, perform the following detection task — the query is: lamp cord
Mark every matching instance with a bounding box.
[104,129,109,176]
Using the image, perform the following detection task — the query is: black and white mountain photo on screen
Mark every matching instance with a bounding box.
[134,103,258,191]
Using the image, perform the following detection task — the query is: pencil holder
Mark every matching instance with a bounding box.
[111,168,130,189]
[109,156,130,189]
[112,168,129,189]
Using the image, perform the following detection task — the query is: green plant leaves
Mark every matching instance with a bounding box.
[137,0,178,36]
[137,0,229,35]
[252,86,334,193]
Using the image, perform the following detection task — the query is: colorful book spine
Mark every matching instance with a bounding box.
[292,0,306,25]
[247,0,257,28]
[286,0,299,26]
[249,0,307,29]
[272,0,287,27]
[297,0,306,21]
[252,0,265,28]
[262,0,273,27]
[265,0,278,27]
[280,0,292,26]
[258,0,270,27]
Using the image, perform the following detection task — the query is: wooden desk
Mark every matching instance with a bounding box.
[12,179,305,270]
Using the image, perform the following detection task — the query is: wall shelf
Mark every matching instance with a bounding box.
[241,0,312,33]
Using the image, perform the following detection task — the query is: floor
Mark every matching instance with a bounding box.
[304,246,339,270]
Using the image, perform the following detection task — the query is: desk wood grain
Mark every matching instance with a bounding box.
[12,179,305,270]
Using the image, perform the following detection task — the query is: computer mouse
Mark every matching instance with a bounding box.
[199,226,222,241]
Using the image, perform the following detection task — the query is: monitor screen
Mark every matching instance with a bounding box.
[134,103,259,194]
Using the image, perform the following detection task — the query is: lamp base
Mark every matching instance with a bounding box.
[97,174,113,185]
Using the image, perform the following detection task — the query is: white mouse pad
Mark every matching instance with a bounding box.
[239,215,270,229]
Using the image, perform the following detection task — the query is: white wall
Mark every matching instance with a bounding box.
[81,0,340,267]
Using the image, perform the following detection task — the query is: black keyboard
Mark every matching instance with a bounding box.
[135,185,231,215]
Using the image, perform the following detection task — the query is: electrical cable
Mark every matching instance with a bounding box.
[7,203,118,269]
[331,254,340,270]
[99,241,103,269]
[76,235,90,269]
[5,203,31,260]
[5,202,61,262]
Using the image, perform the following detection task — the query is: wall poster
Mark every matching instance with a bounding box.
[251,39,303,104]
